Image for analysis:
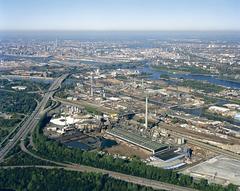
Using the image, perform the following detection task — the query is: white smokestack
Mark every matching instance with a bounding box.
[145,96,148,128]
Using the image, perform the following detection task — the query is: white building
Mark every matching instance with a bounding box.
[11,86,27,91]
[208,106,230,114]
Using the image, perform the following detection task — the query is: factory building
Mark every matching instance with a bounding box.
[106,128,169,154]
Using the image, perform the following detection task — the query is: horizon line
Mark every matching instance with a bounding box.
[1,29,240,33]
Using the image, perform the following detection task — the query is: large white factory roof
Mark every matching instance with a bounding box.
[50,116,79,126]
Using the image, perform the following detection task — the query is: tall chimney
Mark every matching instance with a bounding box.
[145,96,148,128]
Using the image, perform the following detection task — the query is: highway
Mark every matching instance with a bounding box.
[0,74,68,162]
[0,115,28,147]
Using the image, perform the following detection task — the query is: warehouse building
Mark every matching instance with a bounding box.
[106,128,169,154]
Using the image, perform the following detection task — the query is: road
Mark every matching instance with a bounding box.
[16,141,198,191]
[0,74,68,162]
[0,115,29,147]
[1,74,54,81]
[0,165,198,191]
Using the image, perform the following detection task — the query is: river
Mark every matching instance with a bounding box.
[138,65,240,90]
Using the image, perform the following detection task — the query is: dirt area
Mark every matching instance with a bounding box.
[103,133,151,159]
[188,144,216,159]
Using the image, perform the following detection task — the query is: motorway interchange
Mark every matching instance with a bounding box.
[0,74,68,162]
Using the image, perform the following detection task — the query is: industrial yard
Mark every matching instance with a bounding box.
[39,65,240,185]
[183,155,240,186]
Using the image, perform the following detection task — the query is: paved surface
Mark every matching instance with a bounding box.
[0,115,28,147]
[0,74,68,162]
[183,155,240,186]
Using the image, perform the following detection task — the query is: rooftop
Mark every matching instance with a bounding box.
[106,128,168,153]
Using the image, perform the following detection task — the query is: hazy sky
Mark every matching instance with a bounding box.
[0,0,239,31]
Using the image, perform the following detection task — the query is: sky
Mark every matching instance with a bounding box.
[0,0,239,31]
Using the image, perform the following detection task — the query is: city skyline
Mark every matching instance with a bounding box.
[0,0,239,31]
